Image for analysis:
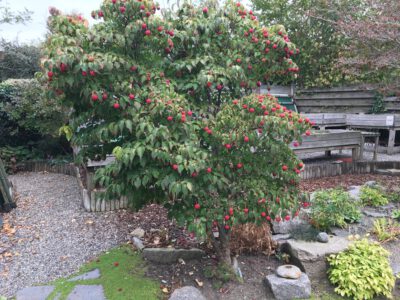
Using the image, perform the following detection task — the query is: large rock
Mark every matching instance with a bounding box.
[130,228,145,238]
[271,213,311,234]
[16,286,55,300]
[348,185,361,201]
[280,236,349,282]
[265,273,311,300]
[169,286,207,300]
[143,248,205,264]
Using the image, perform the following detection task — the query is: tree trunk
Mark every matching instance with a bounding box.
[209,224,232,266]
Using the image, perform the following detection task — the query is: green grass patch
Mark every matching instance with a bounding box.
[46,245,160,300]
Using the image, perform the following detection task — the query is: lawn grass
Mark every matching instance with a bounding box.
[46,245,160,300]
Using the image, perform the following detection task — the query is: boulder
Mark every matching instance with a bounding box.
[348,186,361,201]
[143,248,205,264]
[280,236,349,282]
[169,286,206,300]
[265,273,311,300]
[276,265,302,279]
[364,181,377,187]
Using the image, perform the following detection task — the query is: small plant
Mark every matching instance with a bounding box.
[392,209,400,220]
[309,188,361,230]
[388,191,400,203]
[359,186,388,206]
[204,263,238,289]
[327,238,395,300]
[373,218,400,242]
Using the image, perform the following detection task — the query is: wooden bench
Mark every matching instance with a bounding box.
[290,130,362,160]
[303,113,347,129]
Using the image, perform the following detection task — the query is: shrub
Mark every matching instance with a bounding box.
[327,238,395,300]
[360,186,388,207]
[41,0,311,266]
[392,209,400,220]
[309,188,361,230]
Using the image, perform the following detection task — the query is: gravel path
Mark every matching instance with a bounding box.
[0,172,136,298]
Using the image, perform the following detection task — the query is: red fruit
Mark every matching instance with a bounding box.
[112,0,116,3]
[113,102,120,109]
[130,66,137,71]
[264,111,269,116]
[244,208,249,214]
[225,144,231,150]
[89,70,96,76]
[294,211,299,217]
[47,71,53,77]
[142,23,147,29]
[305,130,311,136]
[224,225,230,230]
[295,169,300,174]
[236,58,241,63]
[298,162,304,168]
[194,203,201,210]
[242,104,248,109]
[224,215,230,221]
[114,262,119,266]
[82,71,87,76]
[140,4,145,10]
[98,11,104,17]
[280,113,285,118]
[181,116,186,122]
[146,98,151,104]
[157,26,163,32]
[229,207,234,215]
[206,167,212,173]
[102,93,108,100]
[275,216,281,222]
[172,164,178,170]
[282,165,288,171]
[129,94,135,100]
[145,30,151,36]
[258,128,262,133]
[244,136,249,142]
[207,129,212,135]
[266,216,271,221]
[247,64,252,70]
[271,107,276,112]
[272,44,277,49]
[187,111,193,116]
[249,108,255,113]
[276,197,280,203]
[303,202,310,208]
[202,7,208,13]
[206,81,212,88]
[167,116,173,121]
[233,99,239,105]
[91,93,99,101]
[293,141,299,147]
[191,172,198,177]
[257,81,262,87]
[298,118,303,123]
[284,215,290,221]
[237,163,243,169]
[119,6,126,13]
[278,30,282,35]
[204,126,209,132]
[261,212,266,217]
[216,84,223,91]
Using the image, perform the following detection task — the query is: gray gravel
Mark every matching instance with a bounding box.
[0,172,134,298]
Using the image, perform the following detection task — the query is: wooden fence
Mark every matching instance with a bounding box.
[300,161,400,180]
[295,86,399,114]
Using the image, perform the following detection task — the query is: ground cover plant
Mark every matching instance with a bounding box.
[41,0,311,267]
[359,186,388,207]
[327,238,395,300]
[45,246,160,300]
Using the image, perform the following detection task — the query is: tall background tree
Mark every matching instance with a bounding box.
[0,0,32,25]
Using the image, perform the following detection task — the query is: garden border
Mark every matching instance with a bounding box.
[17,161,129,212]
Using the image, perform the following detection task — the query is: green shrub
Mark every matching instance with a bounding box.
[309,188,361,230]
[327,239,395,300]
[392,209,400,220]
[360,186,388,206]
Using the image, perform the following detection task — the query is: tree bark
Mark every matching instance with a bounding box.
[209,224,232,266]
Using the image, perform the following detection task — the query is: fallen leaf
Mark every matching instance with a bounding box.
[195,279,203,287]
[162,287,169,293]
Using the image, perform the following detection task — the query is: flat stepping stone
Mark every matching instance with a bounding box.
[16,286,55,300]
[68,269,101,281]
[66,285,106,300]
[143,248,205,264]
